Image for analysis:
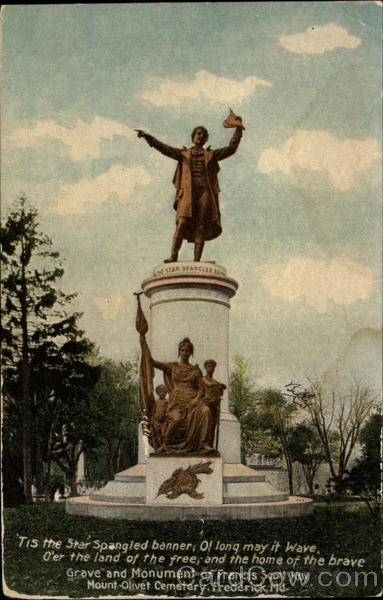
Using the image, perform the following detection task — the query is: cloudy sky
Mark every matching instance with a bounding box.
[2,2,382,391]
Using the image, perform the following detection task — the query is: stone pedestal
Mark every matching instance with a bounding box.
[146,456,222,505]
[66,260,313,520]
[248,467,290,493]
[140,261,240,464]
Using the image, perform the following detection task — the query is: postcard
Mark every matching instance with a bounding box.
[2,2,381,599]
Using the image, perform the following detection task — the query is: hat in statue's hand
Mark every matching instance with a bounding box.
[223,108,245,129]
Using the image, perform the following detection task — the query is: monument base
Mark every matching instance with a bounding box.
[67,461,313,519]
[67,261,314,520]
[66,495,313,520]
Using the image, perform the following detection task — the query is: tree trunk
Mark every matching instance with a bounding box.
[115,442,122,474]
[68,469,78,497]
[282,443,294,495]
[302,465,315,495]
[43,457,53,502]
[35,426,44,496]
[287,466,294,495]
[107,441,114,481]
[307,474,314,495]
[20,258,33,504]
[35,448,43,496]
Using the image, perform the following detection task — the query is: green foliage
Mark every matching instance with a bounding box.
[86,358,140,483]
[257,389,297,433]
[1,197,78,367]
[289,423,314,460]
[229,356,377,499]
[229,356,256,420]
[229,360,306,494]
[256,389,299,494]
[229,356,260,462]
[358,412,382,460]
[289,424,327,495]
[2,407,24,507]
[1,197,99,502]
[345,413,382,515]
[39,341,101,494]
[286,380,377,496]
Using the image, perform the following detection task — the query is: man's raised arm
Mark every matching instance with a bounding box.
[135,129,183,161]
[213,126,243,162]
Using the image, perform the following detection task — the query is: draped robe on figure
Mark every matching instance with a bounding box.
[155,360,212,454]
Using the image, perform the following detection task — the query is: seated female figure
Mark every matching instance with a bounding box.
[151,338,214,455]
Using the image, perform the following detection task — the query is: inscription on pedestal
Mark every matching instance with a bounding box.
[153,261,227,278]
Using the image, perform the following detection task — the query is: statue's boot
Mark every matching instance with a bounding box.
[194,241,204,262]
[164,235,183,263]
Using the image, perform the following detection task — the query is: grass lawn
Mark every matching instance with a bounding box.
[3,502,381,598]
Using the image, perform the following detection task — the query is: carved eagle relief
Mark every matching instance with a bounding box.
[156,461,213,500]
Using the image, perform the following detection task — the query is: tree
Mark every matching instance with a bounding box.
[89,358,140,481]
[257,389,298,495]
[285,380,377,494]
[30,338,101,497]
[229,356,260,462]
[2,386,25,506]
[229,358,305,492]
[289,423,327,495]
[1,197,97,501]
[345,413,382,515]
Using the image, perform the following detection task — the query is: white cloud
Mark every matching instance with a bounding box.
[142,69,272,106]
[261,257,374,313]
[279,23,361,54]
[54,164,151,214]
[7,117,135,161]
[258,130,380,191]
[94,294,123,320]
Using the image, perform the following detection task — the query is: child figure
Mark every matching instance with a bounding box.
[152,384,169,450]
[202,359,227,448]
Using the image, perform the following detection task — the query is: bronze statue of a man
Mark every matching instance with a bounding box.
[135,120,243,262]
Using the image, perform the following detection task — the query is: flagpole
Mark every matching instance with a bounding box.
[134,291,154,452]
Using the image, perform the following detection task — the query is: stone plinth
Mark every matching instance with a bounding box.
[146,456,222,505]
[222,464,288,503]
[89,464,145,504]
[248,467,290,494]
[66,496,313,520]
[141,261,240,464]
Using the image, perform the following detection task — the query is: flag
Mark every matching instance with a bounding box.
[135,293,155,445]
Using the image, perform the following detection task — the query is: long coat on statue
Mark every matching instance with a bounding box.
[144,128,242,242]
